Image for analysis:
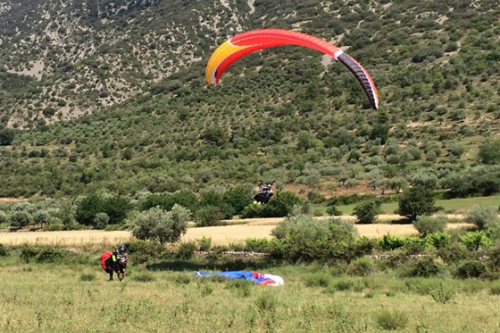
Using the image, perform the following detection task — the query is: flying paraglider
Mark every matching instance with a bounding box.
[206,29,379,110]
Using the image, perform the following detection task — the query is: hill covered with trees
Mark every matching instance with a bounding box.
[1,0,500,199]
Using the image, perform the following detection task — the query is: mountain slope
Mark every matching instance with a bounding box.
[1,0,500,198]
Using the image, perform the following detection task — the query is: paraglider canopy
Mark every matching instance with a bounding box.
[206,29,379,110]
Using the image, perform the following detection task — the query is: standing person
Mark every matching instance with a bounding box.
[102,249,118,281]
[115,244,128,281]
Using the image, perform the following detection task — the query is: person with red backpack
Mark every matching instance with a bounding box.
[100,244,128,281]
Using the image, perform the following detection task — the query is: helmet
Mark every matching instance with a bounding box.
[120,244,126,250]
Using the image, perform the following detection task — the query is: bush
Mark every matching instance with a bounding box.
[223,186,253,216]
[333,278,353,291]
[131,205,191,244]
[305,273,332,288]
[10,211,32,228]
[244,238,271,253]
[460,231,492,251]
[80,273,96,281]
[198,237,212,252]
[438,243,472,264]
[75,194,103,226]
[241,203,264,219]
[425,232,451,248]
[93,212,110,229]
[139,191,198,212]
[36,247,66,263]
[242,192,302,218]
[490,282,500,295]
[177,242,196,260]
[456,261,489,279]
[125,239,167,263]
[33,210,53,228]
[131,271,156,282]
[478,140,500,164]
[255,293,278,313]
[430,282,454,304]
[0,243,8,257]
[326,205,343,216]
[413,215,447,237]
[353,200,381,224]
[404,257,443,278]
[195,206,224,227]
[375,310,409,331]
[348,257,375,276]
[398,186,435,221]
[270,215,358,262]
[0,210,8,224]
[379,235,408,251]
[466,206,500,230]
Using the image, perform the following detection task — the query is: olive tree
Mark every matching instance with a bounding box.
[132,205,191,244]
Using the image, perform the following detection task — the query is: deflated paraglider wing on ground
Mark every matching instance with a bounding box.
[195,271,284,286]
[205,29,379,110]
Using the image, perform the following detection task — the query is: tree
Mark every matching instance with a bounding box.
[75,195,103,226]
[413,215,447,237]
[466,206,500,230]
[195,205,224,227]
[33,210,52,228]
[223,186,253,216]
[450,142,465,157]
[354,200,381,224]
[0,128,15,146]
[398,186,435,221]
[478,140,500,164]
[132,205,191,244]
[93,213,110,229]
[10,211,32,228]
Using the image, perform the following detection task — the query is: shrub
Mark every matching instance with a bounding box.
[478,140,500,164]
[375,310,409,331]
[198,237,212,252]
[305,273,332,288]
[456,261,489,279]
[466,206,499,230]
[490,282,500,295]
[438,243,472,264]
[36,247,66,263]
[173,273,192,285]
[131,205,191,244]
[126,240,167,263]
[353,200,381,224]
[93,212,110,229]
[488,246,500,271]
[430,282,454,304]
[223,186,253,216]
[404,258,443,278]
[425,232,451,248]
[244,238,270,253]
[177,242,196,260]
[398,186,435,221]
[10,211,32,228]
[139,191,198,212]
[348,257,375,276]
[333,278,353,291]
[0,243,8,257]
[131,272,156,282]
[226,279,253,297]
[270,215,358,263]
[413,215,447,237]
[75,194,103,226]
[195,206,224,227]
[379,235,408,251]
[255,293,278,313]
[241,203,264,219]
[326,205,343,216]
[307,190,325,204]
[80,273,96,282]
[20,245,40,263]
[460,231,492,251]
[0,210,8,224]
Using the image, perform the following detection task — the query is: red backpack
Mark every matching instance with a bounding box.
[100,251,113,271]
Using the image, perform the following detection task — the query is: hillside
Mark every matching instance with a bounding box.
[1,0,500,198]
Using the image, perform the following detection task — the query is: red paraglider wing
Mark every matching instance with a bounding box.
[206,29,379,110]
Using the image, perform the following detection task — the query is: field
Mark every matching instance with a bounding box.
[0,220,472,246]
[1,261,500,333]
[316,195,500,215]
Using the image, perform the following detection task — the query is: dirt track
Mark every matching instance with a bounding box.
[0,216,472,246]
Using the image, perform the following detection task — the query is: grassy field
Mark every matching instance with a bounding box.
[1,261,500,333]
[0,223,472,246]
[315,195,500,215]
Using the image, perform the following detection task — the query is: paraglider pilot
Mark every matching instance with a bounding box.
[104,244,128,281]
